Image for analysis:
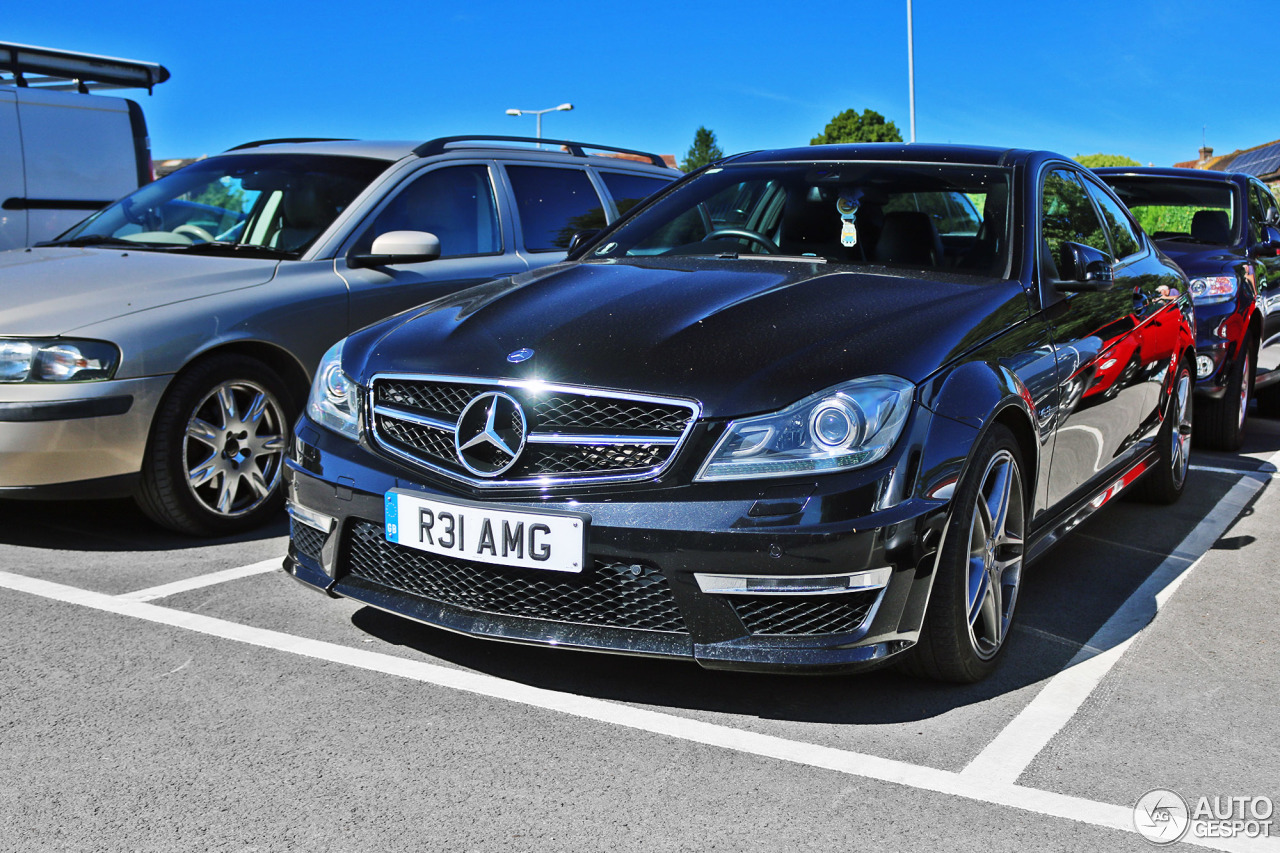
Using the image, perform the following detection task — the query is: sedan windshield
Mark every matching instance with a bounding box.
[592,161,1013,278]
[1100,177,1238,245]
[54,153,387,256]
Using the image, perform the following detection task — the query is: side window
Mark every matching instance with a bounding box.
[1041,169,1109,277]
[1248,183,1270,243]
[506,165,607,252]
[1083,178,1142,260]
[599,171,673,217]
[356,165,500,258]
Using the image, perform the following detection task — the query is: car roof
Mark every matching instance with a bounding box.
[725,142,1030,167]
[1093,166,1245,184]
[218,136,678,173]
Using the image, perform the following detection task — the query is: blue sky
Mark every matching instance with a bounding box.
[6,0,1270,166]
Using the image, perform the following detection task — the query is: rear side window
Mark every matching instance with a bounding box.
[1083,178,1142,260]
[599,171,673,216]
[506,165,606,252]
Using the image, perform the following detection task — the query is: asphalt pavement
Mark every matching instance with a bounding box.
[2,419,1279,852]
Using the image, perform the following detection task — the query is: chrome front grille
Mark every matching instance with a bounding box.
[370,375,699,487]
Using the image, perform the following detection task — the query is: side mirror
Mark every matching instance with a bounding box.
[566,228,601,258]
[1253,224,1280,258]
[1265,206,1280,227]
[1053,241,1115,292]
[348,230,441,268]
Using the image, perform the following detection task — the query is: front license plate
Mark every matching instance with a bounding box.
[384,489,588,573]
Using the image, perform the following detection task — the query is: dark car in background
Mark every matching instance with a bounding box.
[1096,167,1280,449]
[285,144,1194,683]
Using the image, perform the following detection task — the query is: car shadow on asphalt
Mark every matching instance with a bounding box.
[0,497,288,551]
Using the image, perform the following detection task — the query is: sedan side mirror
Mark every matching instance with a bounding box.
[1053,241,1115,292]
[566,228,601,258]
[348,230,442,268]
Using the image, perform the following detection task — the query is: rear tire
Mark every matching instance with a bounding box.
[1195,341,1253,451]
[900,424,1026,683]
[135,355,294,536]
[1133,357,1193,504]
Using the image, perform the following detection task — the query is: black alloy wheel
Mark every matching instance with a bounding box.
[136,354,295,536]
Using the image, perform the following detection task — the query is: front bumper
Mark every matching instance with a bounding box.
[283,417,952,675]
[0,375,170,496]
[1191,300,1248,399]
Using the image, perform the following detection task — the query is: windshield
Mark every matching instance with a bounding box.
[1099,176,1238,246]
[57,153,388,256]
[590,161,1012,278]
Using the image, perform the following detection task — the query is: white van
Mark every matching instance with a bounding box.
[0,42,168,250]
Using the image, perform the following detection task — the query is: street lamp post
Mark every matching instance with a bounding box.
[907,0,916,142]
[505,103,574,147]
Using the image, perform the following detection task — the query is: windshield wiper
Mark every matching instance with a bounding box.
[176,241,295,259]
[1159,235,1216,244]
[36,234,163,249]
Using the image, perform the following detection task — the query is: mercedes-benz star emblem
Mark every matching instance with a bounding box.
[455,391,527,477]
[507,348,534,363]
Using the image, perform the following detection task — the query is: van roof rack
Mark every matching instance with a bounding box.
[413,135,670,168]
[0,42,169,94]
[227,137,355,151]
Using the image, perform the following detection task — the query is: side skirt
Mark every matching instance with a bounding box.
[1024,448,1159,565]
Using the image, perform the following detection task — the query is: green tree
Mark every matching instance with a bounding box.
[810,109,903,145]
[680,126,724,172]
[1074,153,1141,168]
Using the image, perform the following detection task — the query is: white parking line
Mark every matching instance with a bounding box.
[117,558,282,602]
[1189,463,1275,479]
[0,568,1271,852]
[961,453,1275,786]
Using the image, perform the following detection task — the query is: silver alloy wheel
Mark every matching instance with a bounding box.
[1238,352,1251,431]
[182,379,287,518]
[965,448,1025,660]
[1171,369,1192,489]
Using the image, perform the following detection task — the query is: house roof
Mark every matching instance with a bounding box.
[1191,139,1280,179]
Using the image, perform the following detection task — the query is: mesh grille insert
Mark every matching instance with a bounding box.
[343,520,688,633]
[290,519,327,563]
[731,591,880,636]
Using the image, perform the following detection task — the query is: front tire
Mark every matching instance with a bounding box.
[1196,341,1253,451]
[902,424,1026,683]
[135,355,294,536]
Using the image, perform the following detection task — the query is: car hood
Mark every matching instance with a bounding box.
[0,247,280,337]
[1154,241,1245,274]
[351,258,1030,418]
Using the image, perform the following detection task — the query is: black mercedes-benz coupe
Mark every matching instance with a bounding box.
[284,144,1195,682]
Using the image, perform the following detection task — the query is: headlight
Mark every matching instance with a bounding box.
[306,340,362,440]
[695,376,914,481]
[1189,275,1236,304]
[0,338,120,383]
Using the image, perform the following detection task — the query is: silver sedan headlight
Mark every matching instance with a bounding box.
[0,338,121,383]
[306,340,362,440]
[695,376,914,481]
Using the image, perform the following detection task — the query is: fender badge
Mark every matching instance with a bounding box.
[507,348,535,363]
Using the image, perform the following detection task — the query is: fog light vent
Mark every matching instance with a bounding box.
[1195,355,1215,378]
